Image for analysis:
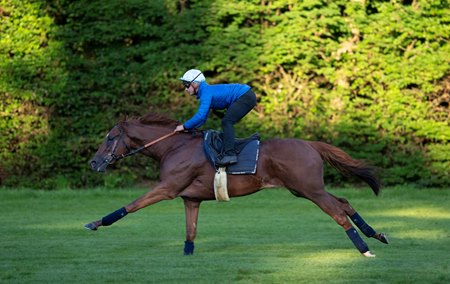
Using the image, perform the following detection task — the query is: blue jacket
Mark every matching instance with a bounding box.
[183,82,251,129]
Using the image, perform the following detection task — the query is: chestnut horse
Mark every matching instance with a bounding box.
[86,113,388,257]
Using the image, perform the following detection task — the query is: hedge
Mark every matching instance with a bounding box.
[0,0,448,189]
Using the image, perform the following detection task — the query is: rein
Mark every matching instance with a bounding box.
[114,131,177,161]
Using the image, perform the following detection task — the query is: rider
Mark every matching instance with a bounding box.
[174,69,257,166]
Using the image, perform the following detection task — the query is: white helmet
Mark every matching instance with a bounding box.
[180,69,205,85]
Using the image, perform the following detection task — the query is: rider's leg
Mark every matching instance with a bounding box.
[219,90,256,165]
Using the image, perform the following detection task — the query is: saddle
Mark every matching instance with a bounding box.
[203,130,260,175]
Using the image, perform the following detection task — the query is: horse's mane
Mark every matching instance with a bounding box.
[132,112,179,128]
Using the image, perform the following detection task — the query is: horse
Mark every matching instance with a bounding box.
[86,113,388,257]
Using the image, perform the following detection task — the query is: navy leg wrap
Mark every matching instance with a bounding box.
[346,228,369,253]
[101,207,128,226]
[350,212,376,237]
[184,241,195,255]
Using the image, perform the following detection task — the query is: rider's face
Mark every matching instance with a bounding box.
[185,83,197,96]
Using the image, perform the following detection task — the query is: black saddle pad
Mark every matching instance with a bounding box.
[203,130,260,174]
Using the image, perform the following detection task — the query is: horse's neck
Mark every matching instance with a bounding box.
[129,124,185,160]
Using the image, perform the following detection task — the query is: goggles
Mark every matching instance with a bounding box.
[181,72,202,89]
[182,80,191,89]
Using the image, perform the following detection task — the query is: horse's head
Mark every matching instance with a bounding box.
[89,124,130,172]
[90,113,180,172]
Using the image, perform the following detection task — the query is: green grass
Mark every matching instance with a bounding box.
[1,187,449,283]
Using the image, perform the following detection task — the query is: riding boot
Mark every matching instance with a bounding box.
[217,153,237,166]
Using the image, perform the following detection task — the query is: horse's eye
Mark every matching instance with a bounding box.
[106,135,114,145]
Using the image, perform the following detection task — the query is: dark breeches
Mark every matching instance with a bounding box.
[222,89,257,154]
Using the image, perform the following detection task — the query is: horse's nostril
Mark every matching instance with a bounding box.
[90,160,97,169]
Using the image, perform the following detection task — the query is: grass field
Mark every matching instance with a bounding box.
[1,187,449,283]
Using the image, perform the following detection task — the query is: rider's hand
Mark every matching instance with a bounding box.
[174,124,185,132]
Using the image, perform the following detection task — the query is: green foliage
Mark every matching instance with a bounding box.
[0,0,448,188]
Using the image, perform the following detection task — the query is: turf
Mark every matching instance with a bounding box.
[1,187,449,283]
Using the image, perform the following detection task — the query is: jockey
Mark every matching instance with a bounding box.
[174,69,257,166]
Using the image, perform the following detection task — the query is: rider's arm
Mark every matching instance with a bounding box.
[183,93,212,129]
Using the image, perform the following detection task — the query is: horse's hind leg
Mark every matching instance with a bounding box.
[304,190,376,256]
[335,196,389,244]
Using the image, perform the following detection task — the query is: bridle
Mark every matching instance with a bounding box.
[105,125,176,164]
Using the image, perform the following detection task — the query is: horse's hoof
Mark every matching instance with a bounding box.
[84,222,98,231]
[377,233,389,244]
[362,251,376,257]
[184,241,194,255]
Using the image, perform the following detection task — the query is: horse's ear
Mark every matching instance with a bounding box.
[118,120,130,128]
[117,114,128,123]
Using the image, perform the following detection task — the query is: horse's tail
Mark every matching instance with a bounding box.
[308,141,381,196]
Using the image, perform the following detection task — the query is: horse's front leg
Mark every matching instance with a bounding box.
[84,183,178,231]
[183,198,201,255]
